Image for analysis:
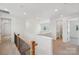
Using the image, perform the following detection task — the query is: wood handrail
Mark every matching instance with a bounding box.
[32,41,36,55]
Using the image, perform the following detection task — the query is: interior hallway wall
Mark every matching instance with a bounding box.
[24,18,41,39]
[62,20,69,42]
[70,18,79,45]
[11,17,26,42]
[62,17,79,45]
[50,18,56,39]
[0,20,1,40]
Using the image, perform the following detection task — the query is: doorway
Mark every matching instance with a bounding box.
[0,18,11,42]
[69,19,79,45]
[56,20,63,40]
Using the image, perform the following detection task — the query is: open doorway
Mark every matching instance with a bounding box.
[56,20,63,40]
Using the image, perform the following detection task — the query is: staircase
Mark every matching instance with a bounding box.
[14,33,37,55]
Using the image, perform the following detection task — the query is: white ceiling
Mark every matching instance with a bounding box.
[0,3,79,21]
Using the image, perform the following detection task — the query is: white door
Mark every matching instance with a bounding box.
[1,18,11,40]
[62,20,70,42]
[0,19,1,41]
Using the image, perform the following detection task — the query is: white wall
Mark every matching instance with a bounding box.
[11,16,54,42]
[70,19,79,45]
[34,35,53,55]
[62,20,69,42]
[62,17,73,42]
[50,19,56,39]
[11,16,26,42]
[24,18,41,39]
[0,12,12,41]
[0,20,1,40]
[62,17,79,44]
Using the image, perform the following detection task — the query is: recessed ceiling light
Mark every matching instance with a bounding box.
[54,9,58,12]
[24,12,27,15]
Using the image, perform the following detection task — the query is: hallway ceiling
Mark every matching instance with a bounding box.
[0,3,79,21]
